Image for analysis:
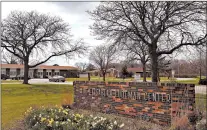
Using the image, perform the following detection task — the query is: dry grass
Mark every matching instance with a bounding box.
[61,93,73,106]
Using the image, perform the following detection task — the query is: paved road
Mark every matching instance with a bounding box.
[2,78,73,85]
[28,79,73,85]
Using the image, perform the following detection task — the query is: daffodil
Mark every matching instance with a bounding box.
[63,110,68,115]
[41,117,46,122]
[114,121,117,125]
[47,118,54,127]
[120,123,124,128]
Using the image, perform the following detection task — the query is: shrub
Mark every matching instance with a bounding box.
[196,119,206,130]
[170,115,194,130]
[24,106,124,130]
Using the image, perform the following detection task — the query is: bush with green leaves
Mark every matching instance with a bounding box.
[24,106,124,130]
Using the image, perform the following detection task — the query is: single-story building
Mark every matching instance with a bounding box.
[127,67,151,77]
[86,67,150,78]
[1,64,79,78]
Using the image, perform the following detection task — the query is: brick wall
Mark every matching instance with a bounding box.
[73,81,195,125]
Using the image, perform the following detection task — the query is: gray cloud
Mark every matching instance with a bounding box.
[49,2,99,15]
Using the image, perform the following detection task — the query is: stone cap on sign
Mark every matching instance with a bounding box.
[74,81,195,88]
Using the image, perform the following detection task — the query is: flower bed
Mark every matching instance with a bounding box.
[24,106,124,130]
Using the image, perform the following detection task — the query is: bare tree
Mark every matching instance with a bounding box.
[86,63,96,71]
[1,11,87,84]
[122,39,149,82]
[186,46,207,78]
[88,1,207,82]
[157,56,171,80]
[75,62,88,72]
[89,44,117,81]
[1,50,24,64]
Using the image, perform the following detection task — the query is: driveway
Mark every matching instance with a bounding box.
[1,78,73,85]
[28,78,73,85]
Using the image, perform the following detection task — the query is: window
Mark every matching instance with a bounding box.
[10,70,16,76]
[1,69,6,74]
[49,72,51,75]
[46,72,48,75]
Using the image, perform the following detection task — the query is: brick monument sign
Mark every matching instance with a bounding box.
[73,81,195,125]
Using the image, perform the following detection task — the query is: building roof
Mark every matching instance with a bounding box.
[1,64,78,70]
[1,64,24,69]
[127,67,150,73]
[38,65,78,70]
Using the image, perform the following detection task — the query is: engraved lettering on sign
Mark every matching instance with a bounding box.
[87,88,171,102]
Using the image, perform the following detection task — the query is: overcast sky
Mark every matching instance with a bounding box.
[2,2,102,66]
[2,2,203,67]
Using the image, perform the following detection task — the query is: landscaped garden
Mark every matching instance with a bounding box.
[2,83,206,130]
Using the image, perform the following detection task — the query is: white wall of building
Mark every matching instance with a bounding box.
[20,69,24,75]
[10,68,17,76]
[28,70,33,78]
[37,69,43,78]
[79,73,88,78]
[1,68,6,74]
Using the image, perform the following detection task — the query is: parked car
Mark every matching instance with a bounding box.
[1,74,9,80]
[199,78,207,85]
[49,75,65,82]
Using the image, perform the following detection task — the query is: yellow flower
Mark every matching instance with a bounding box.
[41,117,46,122]
[63,110,68,115]
[47,118,54,127]
[75,113,83,119]
[75,114,81,117]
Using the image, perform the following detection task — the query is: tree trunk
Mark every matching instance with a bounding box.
[103,72,106,81]
[88,73,91,81]
[157,71,160,82]
[23,60,29,84]
[149,46,158,82]
[142,62,147,82]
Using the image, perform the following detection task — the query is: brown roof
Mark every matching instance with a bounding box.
[1,64,24,69]
[39,65,78,70]
[127,67,150,73]
[1,64,78,70]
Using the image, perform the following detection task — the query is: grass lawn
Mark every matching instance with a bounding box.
[66,76,200,85]
[1,80,22,83]
[66,76,169,82]
[1,83,73,129]
[195,94,207,112]
[66,76,134,82]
